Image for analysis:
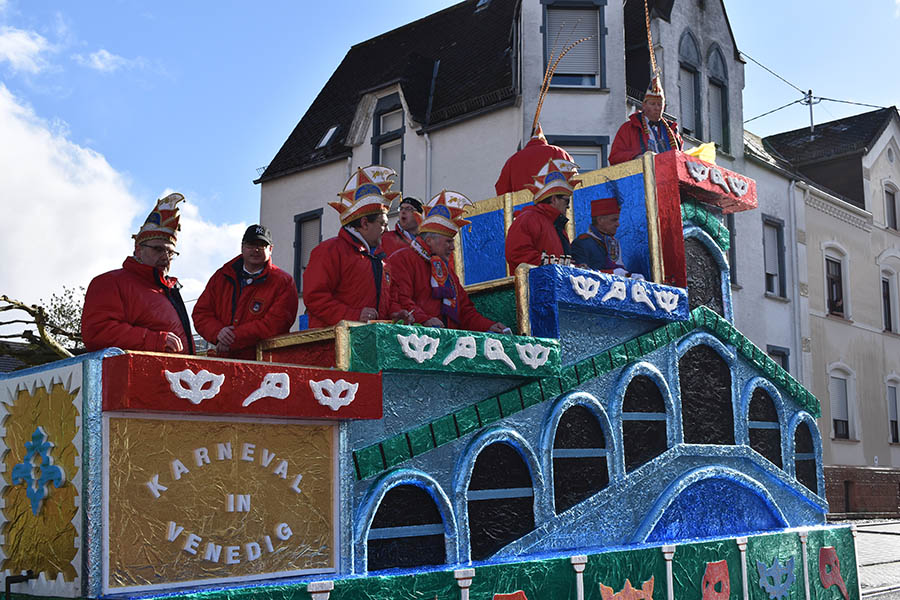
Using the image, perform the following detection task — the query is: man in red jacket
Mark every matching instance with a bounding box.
[192,225,298,359]
[389,191,509,333]
[495,125,574,196]
[504,158,581,273]
[81,193,194,353]
[303,165,411,328]
[378,196,422,258]
[609,74,682,165]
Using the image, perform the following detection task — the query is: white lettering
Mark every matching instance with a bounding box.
[263,535,274,553]
[225,545,240,565]
[261,448,277,467]
[226,494,235,512]
[241,443,255,462]
[183,533,202,555]
[236,494,250,512]
[203,542,222,563]
[194,447,210,467]
[245,542,261,561]
[291,474,303,494]
[217,442,232,461]
[166,521,184,542]
[273,459,288,479]
[275,522,292,541]
[171,459,189,481]
[147,474,168,499]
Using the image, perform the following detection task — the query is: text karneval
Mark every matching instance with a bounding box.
[145,441,305,564]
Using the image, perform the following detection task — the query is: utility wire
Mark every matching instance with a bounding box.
[815,97,886,110]
[743,99,803,124]
[740,51,805,94]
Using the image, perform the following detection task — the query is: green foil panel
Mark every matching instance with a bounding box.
[576,357,597,382]
[609,344,629,369]
[682,201,731,252]
[585,546,668,600]
[672,538,743,600]
[431,414,458,446]
[499,388,524,417]
[455,405,481,436]
[806,527,859,600]
[624,339,641,361]
[560,365,579,391]
[541,377,563,398]
[468,556,576,599]
[354,444,386,480]
[469,285,518,332]
[381,433,412,469]
[349,323,560,377]
[746,531,804,600]
[477,396,502,425]
[329,568,457,600]
[594,351,613,374]
[407,423,435,457]
[520,381,544,408]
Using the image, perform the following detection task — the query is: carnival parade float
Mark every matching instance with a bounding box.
[1,151,859,600]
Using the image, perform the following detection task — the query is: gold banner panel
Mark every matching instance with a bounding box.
[2,381,80,581]
[106,417,335,589]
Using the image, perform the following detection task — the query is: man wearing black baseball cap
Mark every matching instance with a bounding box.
[193,224,298,358]
[378,196,423,258]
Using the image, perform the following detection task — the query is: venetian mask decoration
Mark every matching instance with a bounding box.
[600,576,655,600]
[702,560,730,600]
[818,547,848,600]
[756,556,795,600]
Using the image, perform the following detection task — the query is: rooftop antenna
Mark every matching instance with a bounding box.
[800,89,821,141]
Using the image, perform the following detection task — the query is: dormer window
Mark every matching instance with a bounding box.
[371,94,404,190]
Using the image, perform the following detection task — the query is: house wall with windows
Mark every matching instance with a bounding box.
[730,144,809,390]
[654,0,744,166]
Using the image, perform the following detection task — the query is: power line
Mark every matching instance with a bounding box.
[740,51,805,94]
[815,97,886,110]
[743,99,803,124]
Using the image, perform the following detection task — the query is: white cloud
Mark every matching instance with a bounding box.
[72,48,139,73]
[0,25,51,73]
[0,84,241,333]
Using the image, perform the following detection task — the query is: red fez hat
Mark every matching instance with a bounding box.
[591,197,620,217]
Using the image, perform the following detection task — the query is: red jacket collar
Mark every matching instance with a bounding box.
[339,227,374,255]
[523,202,564,221]
[123,256,178,289]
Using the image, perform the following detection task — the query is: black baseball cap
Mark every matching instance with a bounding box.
[400,196,423,213]
[243,224,273,245]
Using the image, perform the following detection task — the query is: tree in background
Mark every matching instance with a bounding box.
[0,286,85,369]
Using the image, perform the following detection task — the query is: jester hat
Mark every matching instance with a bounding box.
[526,158,581,204]
[133,193,184,245]
[331,165,400,226]
[645,71,665,103]
[419,190,473,238]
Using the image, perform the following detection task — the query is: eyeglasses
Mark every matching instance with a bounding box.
[141,244,179,258]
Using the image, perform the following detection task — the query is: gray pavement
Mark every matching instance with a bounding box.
[847,520,900,598]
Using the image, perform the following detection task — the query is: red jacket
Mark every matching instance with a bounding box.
[192,256,299,359]
[495,138,574,195]
[608,112,683,165]
[303,228,394,328]
[505,203,570,272]
[378,225,415,259]
[388,243,496,332]
[81,257,193,353]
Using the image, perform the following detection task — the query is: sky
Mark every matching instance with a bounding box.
[0,0,898,318]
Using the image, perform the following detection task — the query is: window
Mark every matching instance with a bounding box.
[763,217,785,297]
[885,277,894,332]
[550,134,610,173]
[829,374,850,439]
[367,484,446,571]
[708,47,729,151]
[544,2,605,87]
[678,31,701,138]
[887,188,898,230]
[371,94,404,189]
[826,256,844,316]
[766,345,790,373]
[679,344,735,446]
[294,209,322,295]
[726,213,738,284]
[552,405,608,513]
[316,125,338,149]
[888,383,899,444]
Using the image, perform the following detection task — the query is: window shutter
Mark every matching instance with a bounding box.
[830,376,849,420]
[546,8,599,75]
[763,223,779,275]
[679,68,696,133]
[709,83,724,146]
[299,218,320,277]
[889,385,898,421]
